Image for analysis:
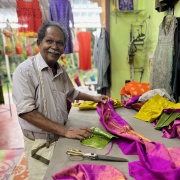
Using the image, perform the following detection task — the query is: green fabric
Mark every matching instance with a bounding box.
[155,112,180,130]
[80,127,117,149]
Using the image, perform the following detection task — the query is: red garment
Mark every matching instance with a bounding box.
[77,31,91,71]
[16,0,42,36]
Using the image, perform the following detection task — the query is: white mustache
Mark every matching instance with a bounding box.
[48,49,60,55]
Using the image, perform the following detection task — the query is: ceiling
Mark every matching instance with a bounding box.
[0,0,102,28]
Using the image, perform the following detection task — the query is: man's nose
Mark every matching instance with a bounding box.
[52,42,58,48]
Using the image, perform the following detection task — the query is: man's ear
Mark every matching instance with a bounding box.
[37,39,41,46]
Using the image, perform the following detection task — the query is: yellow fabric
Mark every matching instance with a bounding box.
[79,101,97,110]
[78,98,122,110]
[134,94,180,122]
[112,98,122,108]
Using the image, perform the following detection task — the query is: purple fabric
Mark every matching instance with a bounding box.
[163,108,180,114]
[162,120,180,139]
[52,164,127,180]
[49,0,74,54]
[122,95,140,108]
[97,102,180,180]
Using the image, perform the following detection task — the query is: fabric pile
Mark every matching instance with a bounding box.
[97,101,180,180]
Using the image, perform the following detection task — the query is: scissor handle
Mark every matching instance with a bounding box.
[66,149,84,156]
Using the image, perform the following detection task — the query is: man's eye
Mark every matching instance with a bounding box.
[57,42,64,46]
[47,40,52,43]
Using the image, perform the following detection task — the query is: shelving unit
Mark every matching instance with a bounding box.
[111,9,144,23]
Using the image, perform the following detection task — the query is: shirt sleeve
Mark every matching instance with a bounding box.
[12,64,37,115]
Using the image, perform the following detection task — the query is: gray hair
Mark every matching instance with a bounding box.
[37,21,68,45]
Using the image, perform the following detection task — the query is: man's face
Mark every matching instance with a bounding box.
[37,26,65,65]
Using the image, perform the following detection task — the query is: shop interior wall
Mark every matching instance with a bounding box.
[110,0,180,99]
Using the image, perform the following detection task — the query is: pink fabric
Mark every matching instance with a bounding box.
[52,164,127,180]
[97,101,180,180]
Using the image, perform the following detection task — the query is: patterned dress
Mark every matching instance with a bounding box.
[150,16,177,96]
[49,0,74,54]
[16,0,42,36]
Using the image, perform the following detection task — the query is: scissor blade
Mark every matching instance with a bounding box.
[91,155,128,162]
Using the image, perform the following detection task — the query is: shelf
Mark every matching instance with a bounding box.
[111,9,145,24]
[111,9,144,16]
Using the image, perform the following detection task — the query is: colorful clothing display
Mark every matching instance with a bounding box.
[52,164,127,180]
[77,31,92,71]
[97,101,180,180]
[150,16,177,96]
[16,0,42,36]
[49,0,74,54]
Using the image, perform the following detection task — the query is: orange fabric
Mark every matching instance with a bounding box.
[120,81,151,97]
[16,0,42,35]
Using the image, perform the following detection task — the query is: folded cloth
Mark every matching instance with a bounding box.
[80,127,117,149]
[52,164,127,180]
[155,111,180,130]
[78,98,122,110]
[134,94,180,122]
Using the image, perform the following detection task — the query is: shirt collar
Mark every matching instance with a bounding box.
[36,53,63,75]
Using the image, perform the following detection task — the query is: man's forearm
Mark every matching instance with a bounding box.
[20,110,67,136]
[75,92,95,101]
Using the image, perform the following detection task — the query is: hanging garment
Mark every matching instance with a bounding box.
[49,0,74,54]
[150,16,177,96]
[77,31,92,71]
[16,0,42,36]
[96,28,110,88]
[97,101,180,180]
[172,18,180,102]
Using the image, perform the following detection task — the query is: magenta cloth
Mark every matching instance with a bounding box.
[163,108,180,113]
[97,101,180,180]
[122,95,140,108]
[162,120,180,139]
[52,164,127,180]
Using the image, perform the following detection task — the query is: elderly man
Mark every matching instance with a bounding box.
[12,21,109,180]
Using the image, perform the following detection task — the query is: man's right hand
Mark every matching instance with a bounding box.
[64,127,92,140]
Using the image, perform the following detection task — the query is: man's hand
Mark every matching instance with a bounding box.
[64,127,92,140]
[93,94,110,104]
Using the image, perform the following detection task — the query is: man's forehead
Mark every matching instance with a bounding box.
[45,26,64,38]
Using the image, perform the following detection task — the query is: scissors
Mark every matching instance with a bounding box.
[66,149,128,162]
